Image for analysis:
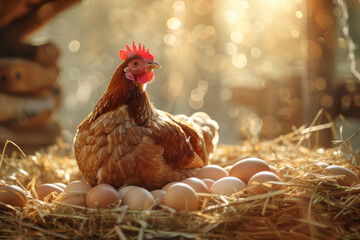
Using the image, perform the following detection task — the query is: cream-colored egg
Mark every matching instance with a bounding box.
[161,182,177,191]
[181,177,209,193]
[86,184,120,208]
[36,183,64,202]
[201,178,215,190]
[54,183,67,190]
[164,183,199,211]
[210,177,246,196]
[122,187,154,210]
[65,181,91,192]
[229,158,271,184]
[196,165,228,180]
[325,165,360,187]
[150,190,166,204]
[247,171,281,196]
[61,180,92,206]
[118,185,137,199]
[0,185,26,209]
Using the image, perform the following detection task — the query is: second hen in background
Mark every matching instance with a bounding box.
[74,42,219,190]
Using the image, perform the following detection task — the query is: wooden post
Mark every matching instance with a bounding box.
[0,0,80,154]
[303,0,336,147]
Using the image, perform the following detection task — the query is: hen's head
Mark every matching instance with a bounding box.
[119,42,160,92]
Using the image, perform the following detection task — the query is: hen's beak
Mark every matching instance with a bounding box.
[146,61,161,72]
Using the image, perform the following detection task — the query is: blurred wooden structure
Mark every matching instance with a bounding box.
[0,0,80,153]
[231,76,303,140]
[232,0,360,147]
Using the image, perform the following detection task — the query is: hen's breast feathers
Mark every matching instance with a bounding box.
[74,102,218,189]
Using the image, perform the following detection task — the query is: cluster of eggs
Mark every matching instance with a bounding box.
[1,158,359,211]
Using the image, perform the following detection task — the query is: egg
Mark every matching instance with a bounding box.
[247,171,281,196]
[65,181,92,192]
[0,185,27,209]
[118,185,137,199]
[196,165,228,181]
[61,180,92,206]
[201,178,215,190]
[164,183,199,211]
[86,184,120,208]
[150,190,166,204]
[53,182,67,190]
[35,183,64,201]
[210,177,246,196]
[181,177,209,193]
[325,165,360,187]
[224,165,233,173]
[161,182,177,191]
[122,187,155,210]
[229,158,271,184]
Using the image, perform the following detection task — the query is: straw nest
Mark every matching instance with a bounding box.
[0,126,359,240]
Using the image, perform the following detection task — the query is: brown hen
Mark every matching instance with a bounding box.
[74,42,219,190]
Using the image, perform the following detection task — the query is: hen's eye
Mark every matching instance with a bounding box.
[132,61,139,67]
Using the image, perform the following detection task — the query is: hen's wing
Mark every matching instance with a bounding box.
[148,110,203,169]
[173,112,219,161]
[151,110,219,169]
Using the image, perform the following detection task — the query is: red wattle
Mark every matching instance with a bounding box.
[148,72,154,82]
[138,72,149,84]
[138,71,154,84]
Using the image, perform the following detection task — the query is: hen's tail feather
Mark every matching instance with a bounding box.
[174,112,219,162]
[190,112,219,155]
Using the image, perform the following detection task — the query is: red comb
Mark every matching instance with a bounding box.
[119,41,154,61]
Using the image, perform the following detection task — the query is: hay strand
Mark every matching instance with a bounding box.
[0,125,359,239]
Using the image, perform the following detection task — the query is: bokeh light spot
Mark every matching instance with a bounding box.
[204,25,215,35]
[164,34,177,45]
[232,54,247,68]
[173,1,185,11]
[224,10,238,24]
[345,81,356,92]
[68,40,80,52]
[198,80,208,92]
[341,96,351,109]
[220,88,232,101]
[250,47,261,58]
[230,31,243,44]
[315,77,327,91]
[315,9,333,29]
[320,95,333,108]
[167,17,182,30]
[240,1,250,9]
[228,107,240,118]
[290,28,300,38]
[76,81,92,103]
[225,42,237,55]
